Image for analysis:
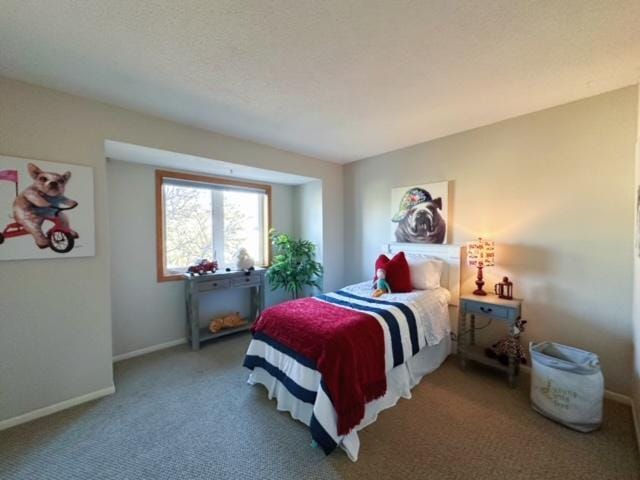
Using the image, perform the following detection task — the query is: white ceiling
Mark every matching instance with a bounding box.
[105,140,316,186]
[1,1,640,163]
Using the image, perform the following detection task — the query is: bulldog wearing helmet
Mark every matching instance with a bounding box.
[392,187,446,244]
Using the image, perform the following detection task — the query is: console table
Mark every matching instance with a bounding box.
[184,268,266,350]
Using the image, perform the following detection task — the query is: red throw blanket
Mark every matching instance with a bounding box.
[252,298,386,435]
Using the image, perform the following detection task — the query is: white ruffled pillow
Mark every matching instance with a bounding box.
[405,254,443,290]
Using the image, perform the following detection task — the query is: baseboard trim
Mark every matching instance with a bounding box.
[112,338,187,363]
[0,385,115,431]
[603,389,633,405]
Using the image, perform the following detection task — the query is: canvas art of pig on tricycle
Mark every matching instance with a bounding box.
[0,162,79,253]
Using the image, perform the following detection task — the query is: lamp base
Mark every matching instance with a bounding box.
[473,266,487,296]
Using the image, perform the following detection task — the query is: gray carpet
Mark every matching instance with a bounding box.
[1,332,638,480]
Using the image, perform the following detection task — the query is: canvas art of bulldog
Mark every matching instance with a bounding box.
[13,163,78,248]
[392,187,446,244]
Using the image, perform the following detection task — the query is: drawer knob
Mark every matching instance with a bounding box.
[480,307,492,313]
[245,278,250,282]
[213,283,218,287]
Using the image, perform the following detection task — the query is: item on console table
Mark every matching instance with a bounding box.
[485,319,528,366]
[494,276,514,300]
[236,247,255,271]
[187,259,218,276]
[208,312,247,333]
[466,238,495,295]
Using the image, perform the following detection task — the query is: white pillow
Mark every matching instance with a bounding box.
[405,254,443,290]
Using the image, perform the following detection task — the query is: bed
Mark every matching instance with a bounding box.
[243,244,461,461]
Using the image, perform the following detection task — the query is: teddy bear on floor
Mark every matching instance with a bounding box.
[208,312,247,333]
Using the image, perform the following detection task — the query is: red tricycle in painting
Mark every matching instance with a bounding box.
[187,259,219,275]
[0,204,79,254]
[0,163,80,254]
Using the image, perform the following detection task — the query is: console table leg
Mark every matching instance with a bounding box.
[187,283,200,350]
[458,310,467,369]
[469,313,476,346]
[508,322,517,387]
[259,283,266,318]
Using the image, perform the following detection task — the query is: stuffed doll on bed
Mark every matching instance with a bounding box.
[372,268,392,297]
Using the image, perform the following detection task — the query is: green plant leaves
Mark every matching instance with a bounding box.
[266,229,323,299]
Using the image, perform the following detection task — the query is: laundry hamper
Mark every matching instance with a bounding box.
[529,342,604,432]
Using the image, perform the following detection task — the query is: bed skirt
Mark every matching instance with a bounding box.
[246,334,451,461]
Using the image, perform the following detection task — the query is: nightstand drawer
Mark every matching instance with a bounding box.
[464,300,510,320]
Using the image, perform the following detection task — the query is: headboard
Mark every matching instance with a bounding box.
[382,243,462,307]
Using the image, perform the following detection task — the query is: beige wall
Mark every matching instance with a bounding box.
[293,180,323,257]
[292,179,324,297]
[0,76,343,424]
[1,73,637,427]
[107,160,298,357]
[633,83,640,437]
[344,87,638,395]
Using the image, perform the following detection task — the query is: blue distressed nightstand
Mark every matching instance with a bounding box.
[458,293,523,387]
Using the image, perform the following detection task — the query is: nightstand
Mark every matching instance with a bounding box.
[458,293,523,387]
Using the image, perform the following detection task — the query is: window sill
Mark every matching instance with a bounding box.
[158,273,185,282]
[157,265,270,283]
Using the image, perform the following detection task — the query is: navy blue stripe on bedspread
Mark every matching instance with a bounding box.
[315,293,405,367]
[335,289,420,357]
[243,355,317,404]
[251,331,318,370]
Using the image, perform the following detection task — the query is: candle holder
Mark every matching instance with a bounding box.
[494,276,513,300]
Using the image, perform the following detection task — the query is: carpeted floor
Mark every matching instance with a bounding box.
[1,333,638,480]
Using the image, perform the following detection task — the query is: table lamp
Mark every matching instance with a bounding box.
[467,238,495,296]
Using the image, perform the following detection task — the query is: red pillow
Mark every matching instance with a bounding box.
[373,252,412,293]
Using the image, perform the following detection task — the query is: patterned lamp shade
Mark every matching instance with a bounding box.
[467,238,495,267]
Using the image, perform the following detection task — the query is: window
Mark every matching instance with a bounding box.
[156,170,270,281]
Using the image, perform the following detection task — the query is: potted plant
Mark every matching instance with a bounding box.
[266,230,323,299]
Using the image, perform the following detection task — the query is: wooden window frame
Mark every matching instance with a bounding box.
[155,169,272,282]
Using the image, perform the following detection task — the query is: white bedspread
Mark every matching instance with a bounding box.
[244,283,452,461]
[341,281,451,346]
